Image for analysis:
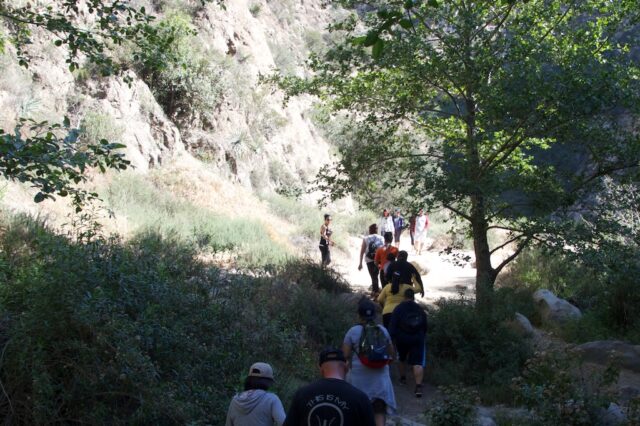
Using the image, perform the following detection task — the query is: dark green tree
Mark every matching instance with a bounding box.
[276,0,640,310]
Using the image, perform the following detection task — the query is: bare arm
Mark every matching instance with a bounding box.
[342,342,353,371]
[358,239,366,269]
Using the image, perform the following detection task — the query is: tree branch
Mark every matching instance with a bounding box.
[490,233,526,255]
[494,237,532,276]
[443,203,473,222]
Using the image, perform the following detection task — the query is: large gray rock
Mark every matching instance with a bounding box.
[532,289,582,325]
[597,403,627,426]
[475,407,497,426]
[575,340,640,373]
[513,312,535,337]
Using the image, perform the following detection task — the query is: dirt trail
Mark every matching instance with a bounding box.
[331,234,476,304]
[329,233,510,425]
[328,234,472,424]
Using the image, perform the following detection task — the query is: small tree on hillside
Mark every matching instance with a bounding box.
[275,0,640,310]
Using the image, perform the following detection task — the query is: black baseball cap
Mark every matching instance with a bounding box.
[319,348,347,365]
[358,300,376,320]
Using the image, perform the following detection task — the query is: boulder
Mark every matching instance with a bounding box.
[513,312,535,337]
[597,403,627,426]
[532,289,582,325]
[575,340,640,373]
[476,407,497,426]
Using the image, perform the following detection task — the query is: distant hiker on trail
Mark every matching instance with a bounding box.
[409,215,416,248]
[226,362,286,426]
[378,209,394,237]
[392,209,404,248]
[283,348,375,426]
[359,224,384,294]
[389,289,428,398]
[374,232,398,289]
[385,251,425,301]
[413,209,429,255]
[342,299,396,426]
[378,250,424,329]
[319,214,334,266]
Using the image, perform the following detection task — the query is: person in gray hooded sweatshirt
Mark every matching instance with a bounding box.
[225,362,286,426]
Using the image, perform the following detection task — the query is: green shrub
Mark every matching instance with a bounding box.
[498,248,591,298]
[514,349,619,426]
[249,3,262,17]
[134,12,227,123]
[493,285,541,327]
[274,258,351,294]
[427,296,532,403]
[0,214,354,424]
[79,111,124,146]
[105,173,291,268]
[499,247,640,344]
[426,386,478,426]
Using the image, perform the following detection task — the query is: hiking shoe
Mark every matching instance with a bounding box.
[399,376,407,385]
[415,384,423,398]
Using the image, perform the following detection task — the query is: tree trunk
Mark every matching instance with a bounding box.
[465,95,496,312]
[471,199,496,312]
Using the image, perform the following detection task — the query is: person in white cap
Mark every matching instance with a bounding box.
[225,362,286,426]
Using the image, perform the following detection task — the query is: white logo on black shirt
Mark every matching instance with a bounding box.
[307,402,344,426]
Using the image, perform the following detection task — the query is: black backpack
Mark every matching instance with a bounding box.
[366,238,380,259]
[400,307,426,333]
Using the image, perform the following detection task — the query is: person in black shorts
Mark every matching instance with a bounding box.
[283,348,375,426]
[389,288,428,398]
[319,214,334,266]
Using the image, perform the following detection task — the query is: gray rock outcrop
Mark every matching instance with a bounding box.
[532,289,582,325]
[513,312,535,337]
[575,340,640,373]
[598,403,627,426]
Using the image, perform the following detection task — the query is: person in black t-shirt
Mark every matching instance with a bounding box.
[385,251,425,297]
[389,289,428,398]
[283,348,375,426]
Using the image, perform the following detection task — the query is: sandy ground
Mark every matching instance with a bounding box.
[330,233,477,305]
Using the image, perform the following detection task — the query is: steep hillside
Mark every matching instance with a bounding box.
[0,0,341,218]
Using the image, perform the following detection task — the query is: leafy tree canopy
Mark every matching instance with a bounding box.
[275,0,640,308]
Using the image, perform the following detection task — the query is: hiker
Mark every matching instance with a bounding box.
[409,214,416,248]
[225,362,286,426]
[378,250,424,330]
[378,209,394,237]
[382,252,397,290]
[385,251,425,303]
[358,224,384,294]
[342,300,396,426]
[319,214,334,266]
[414,209,429,255]
[392,209,404,248]
[374,232,398,288]
[389,288,428,398]
[283,348,375,426]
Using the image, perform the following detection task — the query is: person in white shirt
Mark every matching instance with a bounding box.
[379,209,394,237]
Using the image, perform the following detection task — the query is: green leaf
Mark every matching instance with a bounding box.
[34,193,46,203]
[428,0,438,6]
[399,19,413,30]
[363,31,379,47]
[352,36,367,46]
[372,39,384,59]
